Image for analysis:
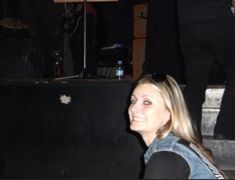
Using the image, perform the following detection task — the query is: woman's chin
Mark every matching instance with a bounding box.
[130,123,144,133]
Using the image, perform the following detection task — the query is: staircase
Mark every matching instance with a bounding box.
[201,86,235,178]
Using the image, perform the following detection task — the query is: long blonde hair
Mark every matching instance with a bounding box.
[135,73,216,164]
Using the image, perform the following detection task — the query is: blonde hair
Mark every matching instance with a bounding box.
[135,74,216,164]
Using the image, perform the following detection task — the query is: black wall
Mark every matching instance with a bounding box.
[0,80,144,178]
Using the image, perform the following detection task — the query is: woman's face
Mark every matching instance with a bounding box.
[128,83,170,144]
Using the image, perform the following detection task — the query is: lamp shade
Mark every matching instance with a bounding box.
[54,0,118,3]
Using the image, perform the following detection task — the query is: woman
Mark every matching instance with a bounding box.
[128,73,226,179]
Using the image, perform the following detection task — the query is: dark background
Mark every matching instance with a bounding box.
[0,0,148,79]
[0,80,145,178]
[0,0,226,83]
[0,1,227,178]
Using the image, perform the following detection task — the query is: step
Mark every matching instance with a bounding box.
[201,87,225,136]
[202,109,218,136]
[197,86,235,175]
[202,87,224,109]
[203,137,235,170]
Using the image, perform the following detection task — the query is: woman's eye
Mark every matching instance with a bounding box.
[130,99,136,104]
[143,100,152,105]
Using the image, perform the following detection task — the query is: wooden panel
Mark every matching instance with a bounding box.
[133,3,148,38]
[132,38,146,80]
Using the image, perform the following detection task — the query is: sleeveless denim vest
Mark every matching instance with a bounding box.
[144,133,222,179]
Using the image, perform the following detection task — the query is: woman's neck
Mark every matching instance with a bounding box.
[141,134,157,147]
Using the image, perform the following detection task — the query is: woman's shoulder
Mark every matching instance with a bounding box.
[148,151,189,166]
[144,151,190,179]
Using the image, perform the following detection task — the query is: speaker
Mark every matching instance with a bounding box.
[0,81,143,178]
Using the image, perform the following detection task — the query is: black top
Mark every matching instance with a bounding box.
[144,151,190,179]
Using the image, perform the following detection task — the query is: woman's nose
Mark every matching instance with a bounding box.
[130,103,141,113]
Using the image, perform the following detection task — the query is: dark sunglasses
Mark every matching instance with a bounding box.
[148,73,167,83]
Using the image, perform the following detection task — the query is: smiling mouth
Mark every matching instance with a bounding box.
[131,116,145,122]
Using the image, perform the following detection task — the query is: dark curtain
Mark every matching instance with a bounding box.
[145,0,185,83]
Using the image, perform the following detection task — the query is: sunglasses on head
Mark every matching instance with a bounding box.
[148,73,167,83]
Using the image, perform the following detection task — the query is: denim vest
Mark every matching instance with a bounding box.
[144,133,222,179]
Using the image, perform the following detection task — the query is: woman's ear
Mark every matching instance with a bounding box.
[164,108,171,124]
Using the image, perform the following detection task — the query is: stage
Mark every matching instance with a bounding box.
[0,79,144,178]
